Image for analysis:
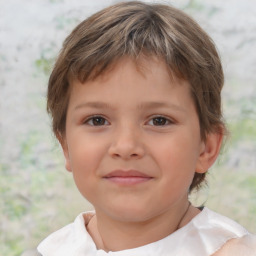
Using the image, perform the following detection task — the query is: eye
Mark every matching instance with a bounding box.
[148,116,172,126]
[85,116,109,126]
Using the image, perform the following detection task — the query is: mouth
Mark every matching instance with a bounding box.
[103,170,153,185]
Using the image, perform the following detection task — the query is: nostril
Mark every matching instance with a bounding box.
[112,152,139,159]
[108,145,144,160]
[108,133,145,159]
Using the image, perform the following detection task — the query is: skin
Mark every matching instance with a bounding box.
[60,56,223,252]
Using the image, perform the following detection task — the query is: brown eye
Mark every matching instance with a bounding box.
[147,116,174,127]
[86,116,109,126]
[152,117,169,126]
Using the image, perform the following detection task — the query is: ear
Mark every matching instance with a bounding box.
[196,131,223,174]
[57,132,72,172]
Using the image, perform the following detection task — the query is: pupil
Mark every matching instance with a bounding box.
[93,117,105,125]
[153,117,166,125]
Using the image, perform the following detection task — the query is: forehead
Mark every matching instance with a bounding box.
[73,55,186,88]
[68,56,194,111]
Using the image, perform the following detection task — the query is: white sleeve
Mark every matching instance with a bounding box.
[20,249,42,256]
[212,234,256,256]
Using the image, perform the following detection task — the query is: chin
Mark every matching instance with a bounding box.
[105,203,159,223]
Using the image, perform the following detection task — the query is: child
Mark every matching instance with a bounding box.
[37,1,256,255]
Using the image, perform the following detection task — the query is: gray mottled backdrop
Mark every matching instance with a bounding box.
[0,0,255,255]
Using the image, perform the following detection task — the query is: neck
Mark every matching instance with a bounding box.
[87,201,200,252]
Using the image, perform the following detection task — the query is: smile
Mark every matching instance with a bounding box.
[103,170,153,185]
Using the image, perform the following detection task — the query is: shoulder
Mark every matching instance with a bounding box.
[37,212,95,255]
[212,234,256,256]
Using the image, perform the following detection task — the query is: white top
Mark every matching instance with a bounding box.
[37,208,255,256]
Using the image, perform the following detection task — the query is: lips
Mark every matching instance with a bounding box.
[103,170,153,185]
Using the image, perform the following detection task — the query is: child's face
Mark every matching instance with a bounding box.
[61,57,207,222]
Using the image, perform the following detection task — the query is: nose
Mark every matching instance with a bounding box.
[108,125,145,160]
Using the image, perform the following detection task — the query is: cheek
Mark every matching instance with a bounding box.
[67,134,106,176]
[153,136,200,183]
[157,150,196,201]
[155,137,199,167]
[68,138,104,201]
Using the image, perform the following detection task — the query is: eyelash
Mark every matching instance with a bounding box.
[83,115,174,127]
[83,116,110,126]
[147,116,174,126]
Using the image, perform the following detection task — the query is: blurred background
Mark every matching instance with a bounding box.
[0,0,255,255]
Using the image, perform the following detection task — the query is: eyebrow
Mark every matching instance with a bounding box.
[137,102,186,112]
[74,101,186,112]
[74,102,115,110]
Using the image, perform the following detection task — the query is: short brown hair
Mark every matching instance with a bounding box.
[47,1,225,191]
